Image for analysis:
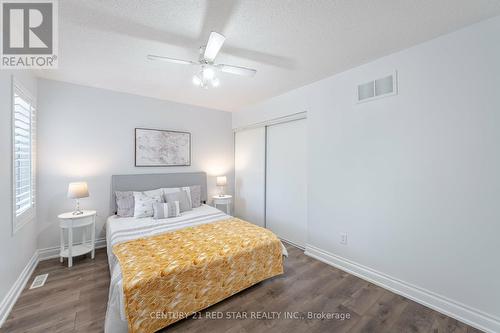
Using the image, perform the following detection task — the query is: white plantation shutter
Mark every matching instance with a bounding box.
[12,81,36,232]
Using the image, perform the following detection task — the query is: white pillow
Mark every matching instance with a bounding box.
[133,189,163,218]
[161,187,192,208]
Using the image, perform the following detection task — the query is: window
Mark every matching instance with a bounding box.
[12,80,36,233]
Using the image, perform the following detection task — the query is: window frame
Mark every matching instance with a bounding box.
[11,77,36,234]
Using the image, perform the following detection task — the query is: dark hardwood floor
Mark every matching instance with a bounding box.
[2,244,482,333]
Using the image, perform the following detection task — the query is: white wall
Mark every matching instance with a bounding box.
[0,72,38,311]
[37,79,234,249]
[233,16,500,331]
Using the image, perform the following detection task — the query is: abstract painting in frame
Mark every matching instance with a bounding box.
[135,128,191,167]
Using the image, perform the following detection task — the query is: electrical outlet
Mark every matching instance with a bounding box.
[340,232,348,245]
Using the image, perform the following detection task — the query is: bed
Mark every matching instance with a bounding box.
[104,173,287,333]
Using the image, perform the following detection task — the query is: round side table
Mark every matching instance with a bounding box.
[213,195,232,216]
[57,210,96,267]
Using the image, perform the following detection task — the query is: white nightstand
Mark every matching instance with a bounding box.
[57,210,96,267]
[213,195,232,216]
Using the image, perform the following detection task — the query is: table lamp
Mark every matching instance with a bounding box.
[216,176,227,197]
[67,182,89,215]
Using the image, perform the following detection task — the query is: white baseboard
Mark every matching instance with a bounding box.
[0,250,39,327]
[0,238,107,327]
[279,237,305,250]
[305,244,500,333]
[38,238,107,261]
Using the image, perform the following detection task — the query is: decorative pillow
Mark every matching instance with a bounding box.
[115,191,134,217]
[162,187,192,207]
[165,190,192,213]
[162,187,181,196]
[143,188,163,197]
[189,185,202,208]
[153,201,180,219]
[133,190,163,218]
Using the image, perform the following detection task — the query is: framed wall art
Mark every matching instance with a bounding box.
[135,128,191,167]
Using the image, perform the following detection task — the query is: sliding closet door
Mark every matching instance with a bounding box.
[266,119,307,247]
[234,127,266,227]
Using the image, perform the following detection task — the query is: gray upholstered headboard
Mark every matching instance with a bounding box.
[110,172,207,215]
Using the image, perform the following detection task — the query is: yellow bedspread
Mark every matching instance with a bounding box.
[112,218,284,333]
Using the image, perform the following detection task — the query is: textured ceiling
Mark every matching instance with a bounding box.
[36,0,500,111]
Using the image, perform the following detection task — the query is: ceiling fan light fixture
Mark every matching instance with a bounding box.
[193,66,220,89]
[202,66,215,80]
[192,74,202,86]
[149,30,256,89]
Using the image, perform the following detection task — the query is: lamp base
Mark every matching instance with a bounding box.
[72,199,84,215]
[218,185,225,197]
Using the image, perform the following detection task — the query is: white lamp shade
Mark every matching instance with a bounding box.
[216,176,227,186]
[67,182,89,199]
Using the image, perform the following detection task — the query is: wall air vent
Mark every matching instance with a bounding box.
[357,71,398,103]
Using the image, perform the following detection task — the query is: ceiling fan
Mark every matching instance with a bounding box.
[148,32,257,89]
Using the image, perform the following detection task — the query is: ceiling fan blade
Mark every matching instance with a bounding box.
[217,64,257,77]
[147,55,197,65]
[203,32,225,62]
